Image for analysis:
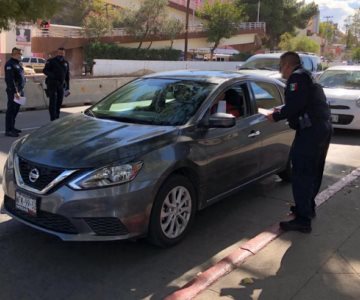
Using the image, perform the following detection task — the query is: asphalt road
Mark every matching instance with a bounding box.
[0,108,359,300]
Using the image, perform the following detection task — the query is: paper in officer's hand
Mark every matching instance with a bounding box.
[14,96,26,105]
[258,108,273,116]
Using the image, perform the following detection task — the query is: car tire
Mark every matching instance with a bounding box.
[278,156,292,182]
[148,175,196,247]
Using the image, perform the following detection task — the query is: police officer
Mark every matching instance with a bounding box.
[4,47,25,137]
[267,51,332,233]
[43,47,70,121]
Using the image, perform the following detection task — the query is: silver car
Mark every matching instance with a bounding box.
[317,65,360,130]
[2,70,294,247]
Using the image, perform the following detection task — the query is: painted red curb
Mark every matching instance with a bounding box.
[165,167,360,300]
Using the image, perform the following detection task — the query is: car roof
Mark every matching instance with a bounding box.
[247,52,319,60]
[143,69,285,86]
[325,65,360,71]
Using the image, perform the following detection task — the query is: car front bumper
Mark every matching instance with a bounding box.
[1,167,155,241]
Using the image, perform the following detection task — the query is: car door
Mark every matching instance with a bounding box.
[248,80,294,174]
[192,81,263,203]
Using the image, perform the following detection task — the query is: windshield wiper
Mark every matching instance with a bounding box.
[238,67,257,70]
[97,115,156,125]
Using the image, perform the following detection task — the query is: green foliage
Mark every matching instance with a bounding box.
[0,0,60,31]
[353,48,360,62]
[278,34,320,53]
[122,0,169,49]
[197,0,246,56]
[84,42,182,65]
[51,0,121,27]
[235,0,318,49]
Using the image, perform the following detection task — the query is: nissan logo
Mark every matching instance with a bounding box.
[29,168,40,183]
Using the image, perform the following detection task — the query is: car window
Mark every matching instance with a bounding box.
[38,58,46,63]
[250,82,283,109]
[30,58,37,63]
[22,58,30,63]
[211,84,248,118]
[318,70,360,89]
[301,57,313,72]
[91,78,216,125]
[240,57,279,70]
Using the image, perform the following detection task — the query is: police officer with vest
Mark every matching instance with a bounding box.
[267,51,332,233]
[43,47,70,121]
[4,47,25,137]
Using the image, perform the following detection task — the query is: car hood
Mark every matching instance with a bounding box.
[324,88,360,102]
[17,113,179,169]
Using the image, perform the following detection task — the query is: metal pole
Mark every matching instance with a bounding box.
[257,0,260,22]
[184,0,190,61]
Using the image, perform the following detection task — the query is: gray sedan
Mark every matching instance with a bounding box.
[2,70,294,247]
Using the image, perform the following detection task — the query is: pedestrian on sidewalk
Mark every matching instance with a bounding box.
[43,47,70,121]
[266,51,332,233]
[4,47,25,137]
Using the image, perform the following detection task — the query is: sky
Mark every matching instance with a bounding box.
[304,0,359,31]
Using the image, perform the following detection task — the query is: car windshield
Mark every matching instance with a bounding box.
[239,58,279,70]
[89,78,216,125]
[318,70,360,89]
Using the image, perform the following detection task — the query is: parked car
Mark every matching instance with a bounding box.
[237,52,323,80]
[1,70,294,247]
[23,65,36,75]
[317,65,360,130]
[21,56,46,73]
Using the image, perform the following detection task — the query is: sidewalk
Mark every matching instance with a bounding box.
[168,169,360,300]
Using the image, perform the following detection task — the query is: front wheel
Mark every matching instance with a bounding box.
[148,175,196,247]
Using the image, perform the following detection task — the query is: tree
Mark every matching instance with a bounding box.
[353,47,360,62]
[82,11,113,40]
[279,34,319,53]
[319,22,336,45]
[0,0,60,31]
[235,0,318,50]
[122,0,168,49]
[197,0,246,59]
[162,19,184,49]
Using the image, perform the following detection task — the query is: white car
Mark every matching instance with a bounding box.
[317,65,360,130]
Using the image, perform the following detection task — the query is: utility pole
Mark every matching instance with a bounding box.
[257,0,261,22]
[184,0,191,61]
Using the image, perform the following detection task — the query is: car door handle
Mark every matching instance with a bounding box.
[248,130,261,138]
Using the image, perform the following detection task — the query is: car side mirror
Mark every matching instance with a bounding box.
[199,112,236,128]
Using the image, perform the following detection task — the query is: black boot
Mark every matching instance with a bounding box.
[280,218,312,233]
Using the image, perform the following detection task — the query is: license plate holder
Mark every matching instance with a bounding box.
[331,114,339,123]
[15,191,38,216]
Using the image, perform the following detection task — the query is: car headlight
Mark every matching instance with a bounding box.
[356,98,360,108]
[68,161,143,190]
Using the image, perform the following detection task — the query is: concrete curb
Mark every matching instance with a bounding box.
[165,167,360,300]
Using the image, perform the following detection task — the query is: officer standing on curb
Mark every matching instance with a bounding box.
[4,47,25,137]
[267,51,332,233]
[43,47,70,121]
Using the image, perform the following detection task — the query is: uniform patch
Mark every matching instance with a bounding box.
[6,66,12,70]
[289,83,298,91]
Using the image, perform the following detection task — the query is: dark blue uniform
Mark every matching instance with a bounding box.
[43,56,70,121]
[4,57,25,133]
[273,66,332,223]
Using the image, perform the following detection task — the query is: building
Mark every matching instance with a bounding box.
[2,0,266,76]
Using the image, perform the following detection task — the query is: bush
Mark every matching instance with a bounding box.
[84,42,182,66]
